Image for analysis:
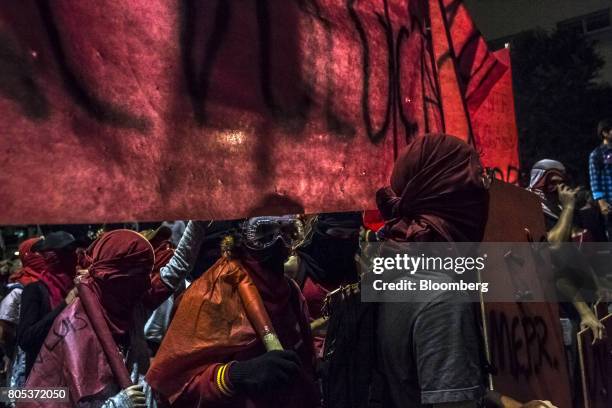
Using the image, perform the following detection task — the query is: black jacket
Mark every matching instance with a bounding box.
[17,281,66,377]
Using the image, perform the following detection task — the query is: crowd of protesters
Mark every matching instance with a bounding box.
[0,130,610,407]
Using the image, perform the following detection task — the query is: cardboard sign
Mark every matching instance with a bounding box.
[482,180,572,408]
[0,0,517,224]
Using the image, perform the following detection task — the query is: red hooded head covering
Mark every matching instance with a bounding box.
[377,134,489,242]
[142,238,175,310]
[23,230,156,406]
[9,237,46,285]
[84,229,155,343]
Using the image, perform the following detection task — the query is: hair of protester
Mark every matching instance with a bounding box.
[597,118,612,138]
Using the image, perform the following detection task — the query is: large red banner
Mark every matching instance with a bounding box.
[0,0,517,224]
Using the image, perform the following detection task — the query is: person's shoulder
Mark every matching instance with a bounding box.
[590,145,602,158]
[1,286,22,302]
[21,281,49,304]
[22,281,44,295]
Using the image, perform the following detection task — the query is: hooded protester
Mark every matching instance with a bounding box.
[527,160,606,332]
[17,231,78,379]
[528,159,606,241]
[324,134,488,408]
[375,134,488,408]
[528,160,607,406]
[528,159,567,218]
[0,238,46,388]
[295,212,361,355]
[8,238,46,287]
[147,215,319,408]
[20,229,155,408]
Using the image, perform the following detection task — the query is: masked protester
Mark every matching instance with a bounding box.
[0,238,46,388]
[20,230,156,408]
[16,232,78,379]
[324,134,488,408]
[294,213,361,356]
[528,159,606,242]
[528,160,606,338]
[377,134,489,408]
[528,160,607,406]
[147,215,319,408]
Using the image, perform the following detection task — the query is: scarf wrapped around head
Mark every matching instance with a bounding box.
[528,159,566,192]
[528,159,566,219]
[9,238,46,285]
[377,134,488,242]
[22,231,155,406]
[84,229,155,343]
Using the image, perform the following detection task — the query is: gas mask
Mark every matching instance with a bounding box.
[241,215,304,251]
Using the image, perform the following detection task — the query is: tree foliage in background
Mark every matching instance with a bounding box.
[510,28,612,186]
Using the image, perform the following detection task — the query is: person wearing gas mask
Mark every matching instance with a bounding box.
[147,215,319,408]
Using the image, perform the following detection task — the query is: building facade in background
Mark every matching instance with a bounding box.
[465,0,612,83]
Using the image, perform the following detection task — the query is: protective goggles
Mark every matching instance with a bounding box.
[242,216,304,250]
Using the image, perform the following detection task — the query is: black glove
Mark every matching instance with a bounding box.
[228,350,301,394]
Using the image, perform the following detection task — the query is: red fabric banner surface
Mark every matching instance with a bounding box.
[0,0,517,223]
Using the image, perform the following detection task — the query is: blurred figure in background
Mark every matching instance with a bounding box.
[161,221,187,247]
[589,119,612,238]
[0,238,45,389]
[144,220,240,355]
[528,159,605,339]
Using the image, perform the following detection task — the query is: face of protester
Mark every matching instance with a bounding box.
[603,129,612,144]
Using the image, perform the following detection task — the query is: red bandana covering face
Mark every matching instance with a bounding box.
[9,237,46,285]
[377,133,489,242]
[85,229,155,341]
[23,230,155,407]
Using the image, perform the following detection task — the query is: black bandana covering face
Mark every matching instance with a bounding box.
[298,212,361,287]
[242,215,304,251]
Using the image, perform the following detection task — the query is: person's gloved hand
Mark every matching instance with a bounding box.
[228,350,301,394]
[124,384,146,408]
